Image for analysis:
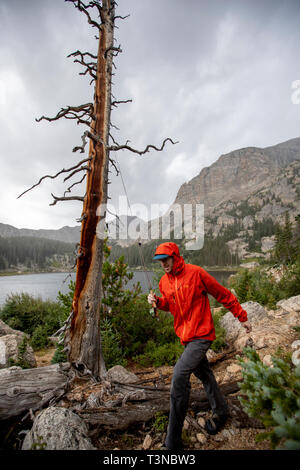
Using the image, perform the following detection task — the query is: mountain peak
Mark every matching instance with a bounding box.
[174,137,300,210]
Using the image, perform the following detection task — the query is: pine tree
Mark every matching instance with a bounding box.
[238,347,300,450]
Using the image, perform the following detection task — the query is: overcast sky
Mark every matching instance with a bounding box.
[1,0,300,230]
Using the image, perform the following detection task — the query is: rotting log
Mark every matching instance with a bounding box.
[0,364,71,421]
[76,381,240,431]
[208,349,237,365]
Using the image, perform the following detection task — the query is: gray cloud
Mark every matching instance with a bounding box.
[0,0,300,229]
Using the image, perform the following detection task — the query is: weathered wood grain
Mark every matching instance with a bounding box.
[76,381,240,431]
[0,363,71,421]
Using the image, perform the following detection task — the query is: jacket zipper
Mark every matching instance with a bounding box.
[175,277,186,341]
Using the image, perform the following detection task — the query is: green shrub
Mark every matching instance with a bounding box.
[133,339,184,367]
[0,293,67,336]
[229,264,300,310]
[30,325,50,351]
[57,279,75,316]
[211,308,227,352]
[277,259,300,299]
[237,347,300,449]
[100,318,127,369]
[152,412,169,432]
[0,293,68,351]
[8,336,32,369]
[51,343,67,364]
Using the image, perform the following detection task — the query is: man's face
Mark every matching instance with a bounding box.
[160,256,174,274]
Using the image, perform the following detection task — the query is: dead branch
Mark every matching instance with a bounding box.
[86,129,105,145]
[17,157,92,199]
[109,137,179,155]
[111,380,170,393]
[111,99,132,108]
[68,50,97,61]
[75,380,240,431]
[35,103,94,127]
[64,174,87,196]
[208,349,236,366]
[50,194,85,206]
[109,157,120,176]
[109,133,119,145]
[68,50,97,79]
[110,121,120,131]
[64,165,90,182]
[65,0,102,30]
[104,45,122,57]
[73,131,90,153]
[113,14,130,21]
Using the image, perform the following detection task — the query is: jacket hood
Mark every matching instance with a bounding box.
[154,242,185,276]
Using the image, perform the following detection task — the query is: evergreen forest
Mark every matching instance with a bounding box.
[0,236,76,271]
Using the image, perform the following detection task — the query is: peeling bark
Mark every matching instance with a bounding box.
[66,1,115,380]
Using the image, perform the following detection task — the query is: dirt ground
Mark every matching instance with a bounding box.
[35,349,273,451]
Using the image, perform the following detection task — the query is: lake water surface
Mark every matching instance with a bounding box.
[0,270,236,307]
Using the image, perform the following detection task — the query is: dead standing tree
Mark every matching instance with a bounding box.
[17,0,177,381]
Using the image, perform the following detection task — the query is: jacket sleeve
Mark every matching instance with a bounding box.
[200,269,248,322]
[156,279,170,312]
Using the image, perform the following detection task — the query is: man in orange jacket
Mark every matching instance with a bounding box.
[148,242,251,450]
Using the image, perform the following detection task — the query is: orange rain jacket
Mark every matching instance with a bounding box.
[154,242,248,345]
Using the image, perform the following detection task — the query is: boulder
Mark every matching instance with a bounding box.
[291,340,300,366]
[0,334,36,369]
[0,319,24,337]
[233,325,286,352]
[220,301,268,343]
[276,295,300,314]
[106,365,139,384]
[292,350,300,366]
[220,301,288,352]
[22,406,96,450]
[261,236,275,253]
[291,340,300,350]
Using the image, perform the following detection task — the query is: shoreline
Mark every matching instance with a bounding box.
[0,266,240,277]
[0,270,76,277]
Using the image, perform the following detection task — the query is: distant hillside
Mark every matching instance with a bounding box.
[0,215,145,246]
[0,236,76,272]
[0,224,81,244]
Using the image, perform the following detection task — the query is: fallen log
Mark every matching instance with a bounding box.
[208,349,236,365]
[0,363,72,421]
[76,381,240,431]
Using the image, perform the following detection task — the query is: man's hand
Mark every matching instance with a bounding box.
[147,292,157,306]
[241,321,252,334]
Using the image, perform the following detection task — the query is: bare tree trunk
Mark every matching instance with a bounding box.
[66,1,115,380]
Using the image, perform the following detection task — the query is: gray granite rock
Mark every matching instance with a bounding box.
[22,406,96,450]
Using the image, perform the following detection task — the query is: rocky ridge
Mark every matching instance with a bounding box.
[111,137,300,259]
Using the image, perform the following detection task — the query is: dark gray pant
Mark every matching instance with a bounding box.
[165,339,228,449]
